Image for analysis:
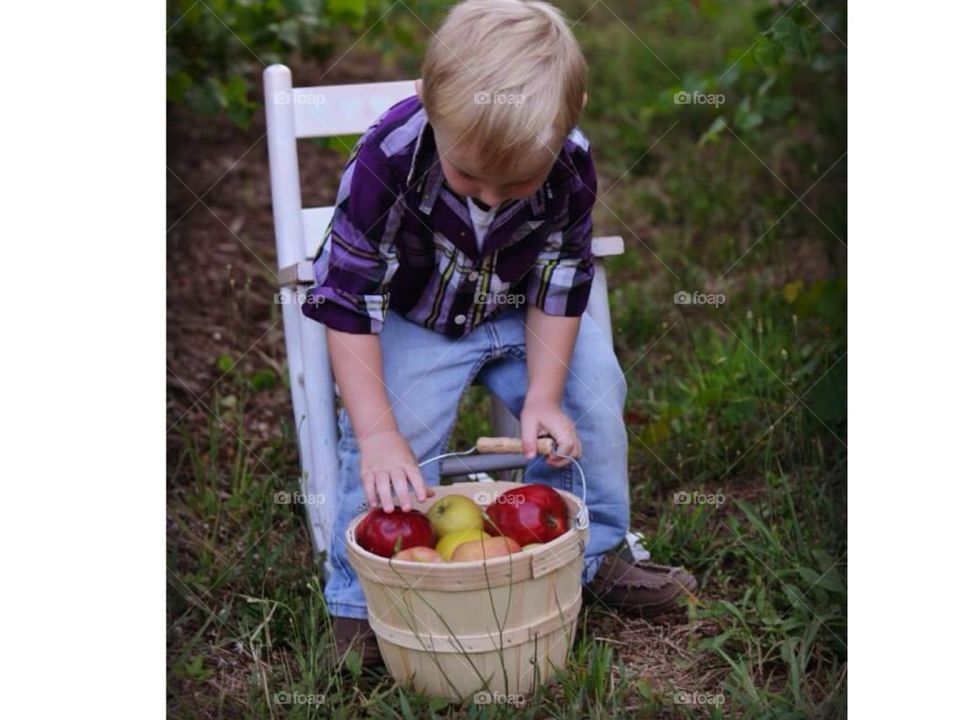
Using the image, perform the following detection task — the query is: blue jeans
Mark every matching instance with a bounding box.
[324,307,631,619]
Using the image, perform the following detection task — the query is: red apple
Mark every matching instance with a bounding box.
[392,546,444,563]
[449,536,521,562]
[484,484,569,547]
[355,508,436,558]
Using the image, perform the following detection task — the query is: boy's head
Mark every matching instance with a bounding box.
[415,0,588,207]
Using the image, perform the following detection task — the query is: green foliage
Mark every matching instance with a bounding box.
[625,279,846,491]
[166,0,381,127]
[650,472,846,719]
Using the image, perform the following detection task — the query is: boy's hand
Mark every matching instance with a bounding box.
[520,398,581,468]
[357,429,436,512]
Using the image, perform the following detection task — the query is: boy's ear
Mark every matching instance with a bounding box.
[581,91,589,110]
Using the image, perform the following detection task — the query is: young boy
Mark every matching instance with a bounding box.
[302,0,696,664]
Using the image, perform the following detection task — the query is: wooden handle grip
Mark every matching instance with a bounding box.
[476,436,555,455]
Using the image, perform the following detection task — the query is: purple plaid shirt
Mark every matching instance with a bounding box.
[302,95,597,338]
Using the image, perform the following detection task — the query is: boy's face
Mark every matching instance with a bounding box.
[433,126,556,208]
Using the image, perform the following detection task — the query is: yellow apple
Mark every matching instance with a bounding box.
[450,536,522,562]
[426,495,485,537]
[435,528,491,560]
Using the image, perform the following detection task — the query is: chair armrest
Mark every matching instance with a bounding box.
[278,261,315,286]
[592,235,624,258]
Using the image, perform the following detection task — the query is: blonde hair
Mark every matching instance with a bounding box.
[420,0,587,176]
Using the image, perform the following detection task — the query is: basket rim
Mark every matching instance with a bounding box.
[345,481,586,571]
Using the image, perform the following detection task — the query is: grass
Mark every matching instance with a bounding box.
[167,286,846,719]
[167,0,846,716]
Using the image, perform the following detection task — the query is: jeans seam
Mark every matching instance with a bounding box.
[503,346,525,363]
[484,318,502,356]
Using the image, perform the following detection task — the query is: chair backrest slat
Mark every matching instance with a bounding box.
[290,80,417,139]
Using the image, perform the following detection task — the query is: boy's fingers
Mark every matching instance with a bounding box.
[362,471,379,508]
[520,415,538,459]
[391,469,412,511]
[375,471,394,512]
[556,431,575,458]
[406,465,429,502]
[547,455,570,468]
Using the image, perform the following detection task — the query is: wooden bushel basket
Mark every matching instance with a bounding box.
[345,480,589,701]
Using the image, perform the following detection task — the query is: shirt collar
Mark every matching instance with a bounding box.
[409,120,569,220]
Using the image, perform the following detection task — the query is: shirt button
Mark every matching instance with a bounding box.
[468,271,479,281]
[454,314,466,325]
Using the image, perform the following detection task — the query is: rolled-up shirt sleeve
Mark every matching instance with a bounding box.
[302,137,402,334]
[526,141,597,317]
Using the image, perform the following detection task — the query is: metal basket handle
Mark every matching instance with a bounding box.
[418,436,589,530]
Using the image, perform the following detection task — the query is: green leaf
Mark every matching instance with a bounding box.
[215,354,235,374]
[343,649,362,678]
[805,354,846,425]
[698,115,728,146]
[184,78,225,116]
[249,368,278,392]
[754,35,783,68]
[428,695,451,712]
[734,501,780,550]
[797,566,846,595]
[327,0,367,26]
[735,106,764,131]
[697,629,734,651]
[167,71,193,103]
[773,17,805,55]
[398,690,416,720]
[317,134,363,158]
[226,102,255,129]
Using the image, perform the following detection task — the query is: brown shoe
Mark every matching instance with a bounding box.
[332,617,382,667]
[586,554,697,618]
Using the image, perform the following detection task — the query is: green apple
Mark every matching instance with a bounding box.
[435,529,491,560]
[426,495,485,537]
